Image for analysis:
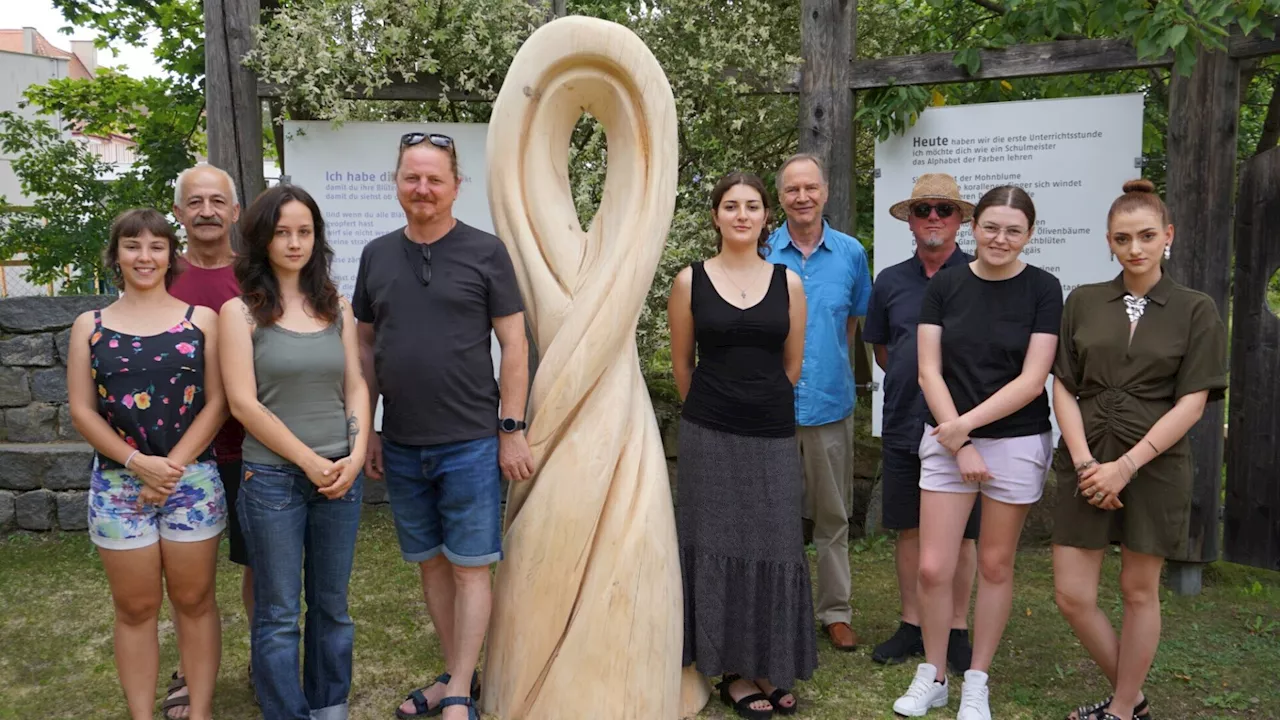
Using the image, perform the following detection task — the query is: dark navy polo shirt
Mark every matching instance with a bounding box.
[864,246,970,450]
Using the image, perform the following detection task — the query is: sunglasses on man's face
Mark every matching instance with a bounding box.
[912,202,957,219]
[400,132,454,151]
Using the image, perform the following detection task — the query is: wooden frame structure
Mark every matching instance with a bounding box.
[207,1,1280,588]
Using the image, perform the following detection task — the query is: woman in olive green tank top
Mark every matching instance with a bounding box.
[218,184,371,719]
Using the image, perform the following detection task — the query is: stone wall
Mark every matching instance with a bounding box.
[0,296,113,532]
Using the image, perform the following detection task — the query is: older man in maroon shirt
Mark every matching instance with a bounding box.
[163,162,248,718]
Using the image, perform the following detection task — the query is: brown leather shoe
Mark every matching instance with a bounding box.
[824,622,858,651]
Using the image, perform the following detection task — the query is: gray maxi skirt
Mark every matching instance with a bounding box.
[676,418,818,688]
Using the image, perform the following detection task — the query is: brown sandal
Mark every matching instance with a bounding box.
[161,672,189,718]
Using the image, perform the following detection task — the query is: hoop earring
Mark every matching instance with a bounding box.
[1164,245,1171,260]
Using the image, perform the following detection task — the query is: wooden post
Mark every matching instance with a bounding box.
[206,0,266,218]
[1163,47,1240,594]
[799,0,855,233]
[1224,145,1280,572]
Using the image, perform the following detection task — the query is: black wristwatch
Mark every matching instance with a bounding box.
[499,417,527,433]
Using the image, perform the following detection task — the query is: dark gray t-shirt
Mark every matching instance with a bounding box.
[352,221,524,445]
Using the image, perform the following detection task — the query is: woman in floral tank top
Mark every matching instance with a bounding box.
[65,209,228,720]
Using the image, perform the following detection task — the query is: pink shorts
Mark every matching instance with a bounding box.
[918,426,1051,505]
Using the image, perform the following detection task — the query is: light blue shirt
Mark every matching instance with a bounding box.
[766,220,872,427]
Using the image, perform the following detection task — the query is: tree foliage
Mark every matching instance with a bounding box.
[0,2,206,289]
[0,70,203,288]
[0,113,161,290]
[246,0,1280,419]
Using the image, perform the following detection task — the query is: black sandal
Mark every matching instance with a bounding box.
[715,675,774,719]
[396,671,482,718]
[1067,696,1151,720]
[161,672,189,719]
[436,696,478,720]
[766,687,798,716]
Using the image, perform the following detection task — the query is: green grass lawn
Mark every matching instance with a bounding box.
[1,508,1277,719]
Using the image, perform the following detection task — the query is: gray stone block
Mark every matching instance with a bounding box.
[0,334,56,366]
[56,404,82,441]
[0,490,14,532]
[15,488,55,530]
[56,491,88,530]
[55,328,72,364]
[0,296,113,333]
[362,479,388,504]
[0,367,30,407]
[3,404,57,443]
[30,368,67,403]
[43,446,95,490]
[0,445,47,490]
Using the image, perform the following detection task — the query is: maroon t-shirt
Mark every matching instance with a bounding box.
[169,258,245,463]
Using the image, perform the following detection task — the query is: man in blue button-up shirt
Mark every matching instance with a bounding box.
[766,154,872,651]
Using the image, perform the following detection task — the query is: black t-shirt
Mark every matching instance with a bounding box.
[352,222,524,445]
[918,262,1062,438]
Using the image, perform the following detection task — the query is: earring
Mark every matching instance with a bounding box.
[1109,251,1114,262]
[1164,245,1171,260]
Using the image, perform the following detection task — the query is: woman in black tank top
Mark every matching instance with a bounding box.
[667,172,816,716]
[65,209,228,720]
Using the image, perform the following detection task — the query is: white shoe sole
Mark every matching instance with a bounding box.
[892,696,947,717]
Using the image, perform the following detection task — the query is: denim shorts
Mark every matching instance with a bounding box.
[380,435,503,566]
[88,459,226,550]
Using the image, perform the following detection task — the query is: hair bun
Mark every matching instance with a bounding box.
[1122,178,1156,194]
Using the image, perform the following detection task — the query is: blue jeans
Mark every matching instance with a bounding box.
[238,461,364,720]
[381,435,503,566]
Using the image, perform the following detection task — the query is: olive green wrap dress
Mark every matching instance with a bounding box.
[1051,273,1227,558]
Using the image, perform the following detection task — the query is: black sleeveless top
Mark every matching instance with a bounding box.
[681,262,795,438]
[89,306,214,469]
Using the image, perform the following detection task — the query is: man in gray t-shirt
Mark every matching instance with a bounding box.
[353,132,531,719]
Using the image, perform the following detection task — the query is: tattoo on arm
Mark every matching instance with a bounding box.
[346,415,358,440]
[258,402,283,425]
[240,304,257,327]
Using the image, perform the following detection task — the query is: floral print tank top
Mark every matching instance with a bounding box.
[90,306,213,469]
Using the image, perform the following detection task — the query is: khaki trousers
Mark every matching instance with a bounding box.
[796,415,853,626]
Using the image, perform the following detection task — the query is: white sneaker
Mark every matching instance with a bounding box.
[957,669,992,720]
[892,663,949,717]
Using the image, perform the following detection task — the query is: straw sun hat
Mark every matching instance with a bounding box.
[889,173,976,222]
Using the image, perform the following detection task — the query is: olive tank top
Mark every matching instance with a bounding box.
[241,317,350,465]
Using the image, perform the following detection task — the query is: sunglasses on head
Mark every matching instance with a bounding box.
[400,132,454,150]
[911,202,957,219]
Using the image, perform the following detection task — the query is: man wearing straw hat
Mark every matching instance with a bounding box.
[766,153,872,652]
[865,173,982,673]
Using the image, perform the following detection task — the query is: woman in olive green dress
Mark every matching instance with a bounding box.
[1050,180,1227,720]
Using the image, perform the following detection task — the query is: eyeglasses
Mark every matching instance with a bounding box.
[403,241,432,286]
[911,202,957,219]
[400,132,454,151]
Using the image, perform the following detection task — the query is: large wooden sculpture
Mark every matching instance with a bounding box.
[482,16,685,719]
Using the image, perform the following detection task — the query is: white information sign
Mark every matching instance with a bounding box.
[870,93,1144,438]
[282,120,497,430]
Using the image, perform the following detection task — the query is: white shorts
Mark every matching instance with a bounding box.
[918,426,1051,505]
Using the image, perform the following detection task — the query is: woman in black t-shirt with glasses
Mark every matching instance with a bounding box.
[668,171,814,719]
[892,186,1062,720]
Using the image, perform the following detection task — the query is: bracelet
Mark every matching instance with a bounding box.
[1120,454,1139,481]
[1074,458,1099,472]
[124,450,140,469]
